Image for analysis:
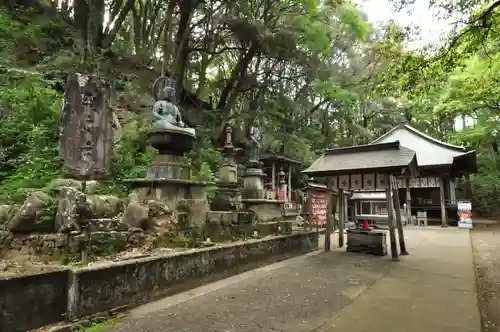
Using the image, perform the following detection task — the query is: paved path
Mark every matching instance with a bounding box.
[106,228,481,332]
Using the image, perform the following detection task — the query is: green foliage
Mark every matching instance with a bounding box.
[1,0,499,220]
[0,8,73,65]
[96,119,157,197]
[0,69,62,203]
[186,127,223,182]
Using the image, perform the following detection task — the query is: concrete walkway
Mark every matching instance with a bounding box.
[106,228,481,332]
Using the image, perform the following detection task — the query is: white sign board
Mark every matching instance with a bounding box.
[457,200,473,229]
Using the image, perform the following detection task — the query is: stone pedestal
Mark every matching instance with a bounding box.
[240,198,291,236]
[211,143,241,211]
[147,129,195,180]
[211,182,241,211]
[242,198,285,222]
[242,161,265,199]
[125,128,210,231]
[205,211,255,241]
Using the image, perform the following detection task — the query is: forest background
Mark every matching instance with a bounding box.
[0,0,499,217]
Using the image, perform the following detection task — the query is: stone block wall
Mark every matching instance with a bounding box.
[0,230,149,257]
[0,231,318,331]
[67,231,319,318]
[0,270,69,332]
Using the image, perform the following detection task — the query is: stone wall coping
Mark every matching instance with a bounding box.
[71,231,318,274]
[124,178,214,187]
[0,267,70,281]
[241,199,286,204]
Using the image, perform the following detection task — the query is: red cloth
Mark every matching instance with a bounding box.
[362,220,369,229]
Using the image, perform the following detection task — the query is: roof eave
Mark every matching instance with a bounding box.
[371,124,468,152]
[302,164,413,177]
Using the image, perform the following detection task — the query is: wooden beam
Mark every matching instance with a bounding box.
[338,188,345,248]
[439,176,448,227]
[271,162,276,192]
[344,192,348,227]
[306,187,312,231]
[288,164,292,201]
[386,180,399,261]
[325,177,334,251]
[391,175,408,255]
[405,177,412,224]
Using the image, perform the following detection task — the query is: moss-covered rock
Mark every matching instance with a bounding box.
[87,195,123,219]
[7,191,55,233]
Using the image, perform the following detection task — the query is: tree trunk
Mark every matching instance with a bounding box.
[173,0,198,84]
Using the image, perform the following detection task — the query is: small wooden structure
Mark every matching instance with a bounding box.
[260,153,302,202]
[350,191,391,226]
[303,182,350,231]
[371,124,477,226]
[302,141,418,260]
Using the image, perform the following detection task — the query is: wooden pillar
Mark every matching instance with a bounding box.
[351,199,356,223]
[338,188,345,248]
[288,164,292,202]
[449,179,456,203]
[386,181,399,261]
[307,188,313,231]
[405,178,412,224]
[391,176,408,255]
[439,176,448,227]
[325,178,334,251]
[344,192,348,224]
[271,162,276,192]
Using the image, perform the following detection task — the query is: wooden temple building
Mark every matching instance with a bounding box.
[301,123,477,235]
[370,123,477,226]
[303,141,418,258]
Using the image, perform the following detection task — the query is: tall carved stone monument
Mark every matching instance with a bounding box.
[211,125,242,211]
[242,119,264,199]
[60,73,113,180]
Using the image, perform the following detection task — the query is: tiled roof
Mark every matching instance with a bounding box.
[302,141,417,176]
[371,124,474,167]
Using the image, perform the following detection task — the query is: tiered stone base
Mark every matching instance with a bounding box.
[204,211,254,241]
[210,181,241,211]
[125,178,210,229]
[204,211,292,240]
[242,161,265,199]
[147,154,192,180]
[240,198,292,236]
[242,198,285,222]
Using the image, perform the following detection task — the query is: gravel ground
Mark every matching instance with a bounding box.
[471,221,500,332]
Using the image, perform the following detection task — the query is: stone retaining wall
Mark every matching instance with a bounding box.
[0,229,149,257]
[0,269,69,332]
[67,231,318,318]
[0,231,318,330]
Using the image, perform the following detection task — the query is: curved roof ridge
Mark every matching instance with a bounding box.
[371,123,468,152]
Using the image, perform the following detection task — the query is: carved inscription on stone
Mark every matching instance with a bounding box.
[60,73,113,180]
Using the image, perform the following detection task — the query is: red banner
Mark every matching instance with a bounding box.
[309,190,327,228]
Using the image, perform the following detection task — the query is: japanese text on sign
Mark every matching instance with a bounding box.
[310,191,327,227]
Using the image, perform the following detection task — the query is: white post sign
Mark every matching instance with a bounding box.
[457,200,473,229]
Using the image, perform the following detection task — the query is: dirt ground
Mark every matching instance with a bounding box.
[471,220,500,332]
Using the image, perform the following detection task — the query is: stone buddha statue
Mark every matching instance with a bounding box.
[152,78,195,137]
[248,119,263,162]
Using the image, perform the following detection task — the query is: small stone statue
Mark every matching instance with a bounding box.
[248,119,263,162]
[152,77,195,136]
